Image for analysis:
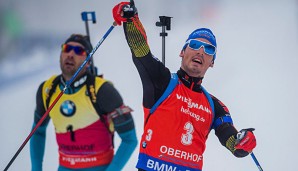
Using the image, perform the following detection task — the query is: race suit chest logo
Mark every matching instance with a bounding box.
[176,94,210,123]
[60,100,76,117]
[176,94,211,114]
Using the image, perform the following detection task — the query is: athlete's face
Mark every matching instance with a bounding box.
[60,42,89,81]
[180,38,214,78]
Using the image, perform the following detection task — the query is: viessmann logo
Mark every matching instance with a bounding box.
[62,156,97,165]
[176,94,211,114]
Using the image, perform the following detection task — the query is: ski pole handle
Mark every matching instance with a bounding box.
[81,11,96,23]
[81,11,97,75]
[251,152,263,171]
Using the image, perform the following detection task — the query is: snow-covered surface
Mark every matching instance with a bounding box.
[1,0,298,170]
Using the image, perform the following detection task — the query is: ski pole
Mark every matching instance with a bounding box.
[236,129,263,171]
[3,22,117,171]
[251,152,263,171]
[81,11,97,75]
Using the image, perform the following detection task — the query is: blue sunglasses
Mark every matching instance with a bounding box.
[61,44,87,56]
[185,39,216,56]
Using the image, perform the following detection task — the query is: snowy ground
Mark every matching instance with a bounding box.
[1,1,298,171]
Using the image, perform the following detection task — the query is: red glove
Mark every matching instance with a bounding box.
[235,128,256,152]
[112,1,138,26]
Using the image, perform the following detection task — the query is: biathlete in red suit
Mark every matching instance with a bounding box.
[112,1,257,171]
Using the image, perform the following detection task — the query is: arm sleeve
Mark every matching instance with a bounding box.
[105,129,137,171]
[123,18,171,109]
[30,82,50,171]
[212,96,249,157]
[212,96,237,143]
[96,82,137,171]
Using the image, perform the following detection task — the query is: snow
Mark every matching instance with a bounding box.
[1,0,298,171]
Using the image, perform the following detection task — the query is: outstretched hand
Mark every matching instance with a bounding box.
[112,0,138,26]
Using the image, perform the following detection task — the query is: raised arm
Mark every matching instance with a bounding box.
[113,1,171,109]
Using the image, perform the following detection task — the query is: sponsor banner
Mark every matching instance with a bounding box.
[59,149,113,169]
[137,153,201,171]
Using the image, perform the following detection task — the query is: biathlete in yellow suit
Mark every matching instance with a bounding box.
[30,34,137,171]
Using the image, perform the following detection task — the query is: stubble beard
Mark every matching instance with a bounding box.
[183,62,203,77]
[61,64,77,81]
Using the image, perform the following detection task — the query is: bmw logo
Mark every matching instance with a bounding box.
[60,100,76,117]
[142,141,147,148]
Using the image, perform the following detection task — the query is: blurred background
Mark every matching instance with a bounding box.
[1,0,297,170]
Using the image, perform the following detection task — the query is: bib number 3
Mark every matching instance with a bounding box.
[145,129,153,141]
[181,122,194,145]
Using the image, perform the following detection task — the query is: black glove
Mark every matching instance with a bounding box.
[122,0,138,19]
[112,0,138,25]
